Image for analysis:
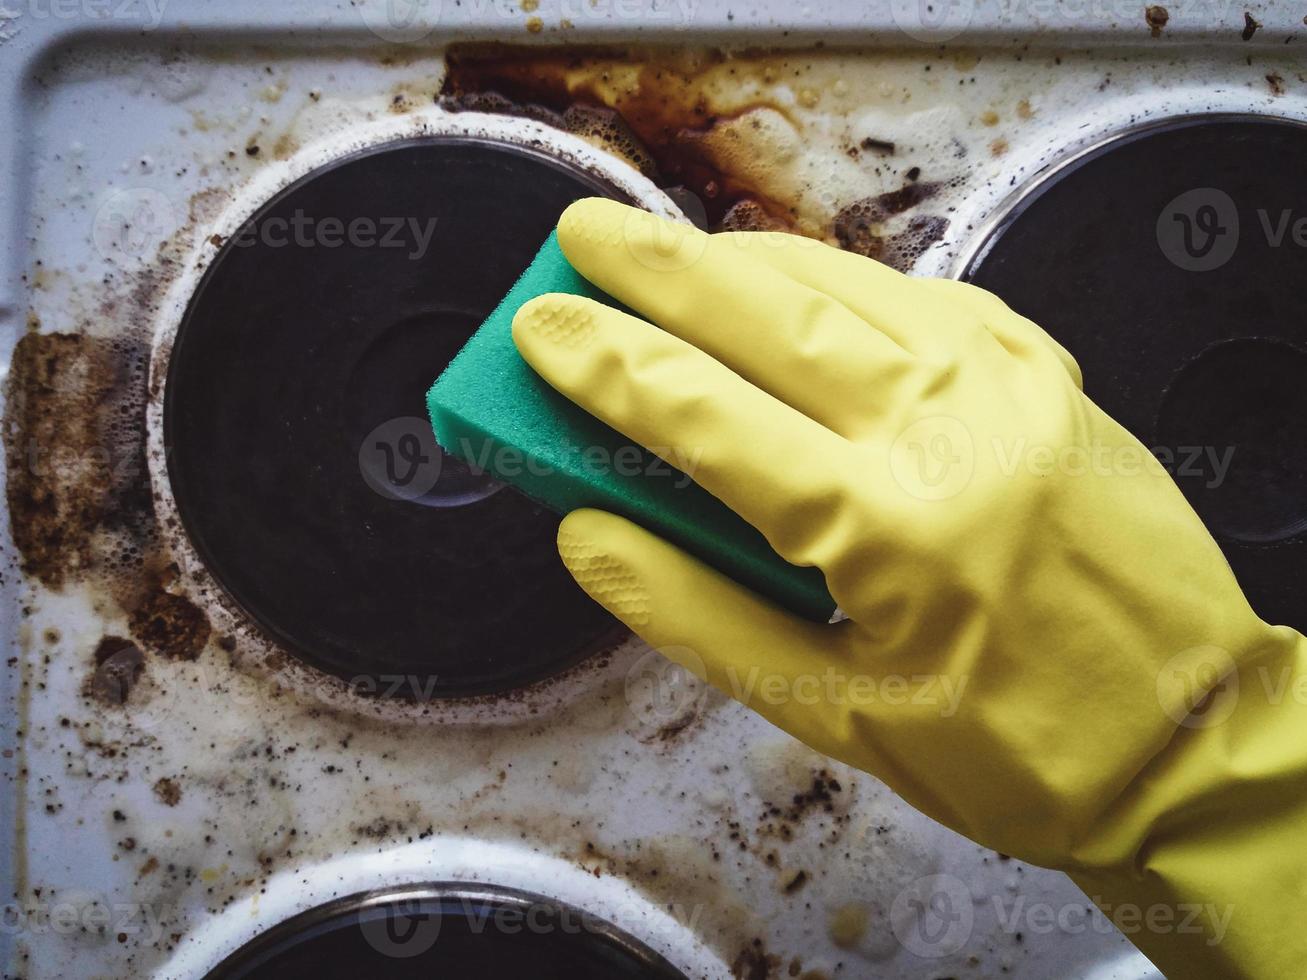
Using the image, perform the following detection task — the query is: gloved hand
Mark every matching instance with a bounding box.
[512,198,1307,979]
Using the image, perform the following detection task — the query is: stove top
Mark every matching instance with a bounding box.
[4,3,1304,978]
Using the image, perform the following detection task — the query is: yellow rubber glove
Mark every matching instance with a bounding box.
[512,198,1307,979]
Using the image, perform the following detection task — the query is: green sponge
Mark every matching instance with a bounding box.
[426,232,837,623]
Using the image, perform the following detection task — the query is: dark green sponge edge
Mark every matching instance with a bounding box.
[426,231,837,623]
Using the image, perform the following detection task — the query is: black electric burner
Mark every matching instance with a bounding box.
[165,138,629,697]
[964,115,1306,632]
[204,884,688,979]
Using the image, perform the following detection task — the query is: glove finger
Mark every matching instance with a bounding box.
[917,279,1085,390]
[559,508,987,837]
[558,508,860,752]
[513,292,854,569]
[716,229,999,362]
[555,197,918,439]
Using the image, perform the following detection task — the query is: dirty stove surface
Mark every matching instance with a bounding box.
[3,2,1306,978]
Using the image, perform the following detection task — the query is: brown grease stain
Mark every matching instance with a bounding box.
[833,184,949,264]
[3,189,229,683]
[441,46,800,229]
[4,328,211,664]
[88,637,145,705]
[731,939,781,980]
[127,582,211,661]
[5,334,131,590]
[1145,5,1169,38]
[153,776,182,807]
[441,45,949,266]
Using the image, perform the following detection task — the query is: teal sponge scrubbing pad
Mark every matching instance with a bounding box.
[426,231,837,623]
